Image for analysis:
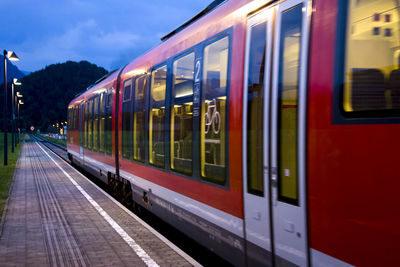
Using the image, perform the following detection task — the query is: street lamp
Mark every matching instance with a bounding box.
[16,92,23,144]
[3,50,20,166]
[11,78,21,152]
[17,99,23,143]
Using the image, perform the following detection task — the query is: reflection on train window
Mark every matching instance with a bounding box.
[71,107,75,129]
[201,36,229,184]
[74,107,77,129]
[93,96,99,152]
[76,107,79,128]
[75,107,78,130]
[133,75,146,162]
[75,107,77,129]
[99,93,105,153]
[72,107,76,129]
[74,107,78,129]
[171,52,194,175]
[84,102,88,148]
[68,108,72,131]
[149,65,167,168]
[277,5,302,205]
[88,99,93,150]
[247,22,266,196]
[344,0,400,115]
[122,80,132,159]
[105,91,113,155]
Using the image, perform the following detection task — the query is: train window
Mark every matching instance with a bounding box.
[84,102,88,148]
[343,0,400,116]
[77,107,80,129]
[277,4,303,205]
[70,107,74,129]
[201,36,229,184]
[88,99,93,150]
[122,80,132,159]
[73,107,76,130]
[171,52,194,175]
[149,65,167,168]
[105,91,113,155]
[99,93,105,153]
[123,81,131,101]
[133,75,146,162]
[74,106,79,130]
[71,107,74,129]
[247,22,266,196]
[93,97,99,151]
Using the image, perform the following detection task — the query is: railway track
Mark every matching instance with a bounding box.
[31,134,231,267]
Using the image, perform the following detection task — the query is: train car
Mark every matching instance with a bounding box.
[67,0,400,266]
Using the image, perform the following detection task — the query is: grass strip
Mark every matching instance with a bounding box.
[0,133,23,219]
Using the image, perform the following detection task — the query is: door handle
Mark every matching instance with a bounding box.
[271,167,278,206]
[270,167,278,187]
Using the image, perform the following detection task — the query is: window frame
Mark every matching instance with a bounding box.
[93,95,100,152]
[105,88,114,156]
[199,31,232,186]
[71,107,75,130]
[245,20,267,197]
[123,79,132,103]
[170,49,196,176]
[84,101,89,148]
[99,92,106,153]
[132,74,148,164]
[76,105,80,130]
[88,98,94,150]
[122,78,133,160]
[148,62,169,168]
[333,0,400,124]
[75,105,79,130]
[71,107,74,129]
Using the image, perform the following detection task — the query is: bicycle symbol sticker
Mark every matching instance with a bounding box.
[204,98,221,134]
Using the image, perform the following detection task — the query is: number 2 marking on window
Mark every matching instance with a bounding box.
[195,60,201,83]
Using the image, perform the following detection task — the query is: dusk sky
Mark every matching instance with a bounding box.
[0,0,212,72]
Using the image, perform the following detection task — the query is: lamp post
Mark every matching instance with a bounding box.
[16,92,23,144]
[18,100,24,144]
[3,50,20,165]
[11,78,21,152]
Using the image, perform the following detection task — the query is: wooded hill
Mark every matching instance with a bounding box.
[19,61,108,131]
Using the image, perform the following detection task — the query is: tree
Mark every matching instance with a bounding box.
[19,61,108,130]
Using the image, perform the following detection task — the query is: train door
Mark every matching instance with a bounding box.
[270,0,310,265]
[243,0,310,265]
[242,7,274,267]
[79,102,84,160]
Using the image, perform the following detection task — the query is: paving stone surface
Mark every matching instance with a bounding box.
[0,141,196,267]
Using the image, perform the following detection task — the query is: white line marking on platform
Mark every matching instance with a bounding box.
[35,142,160,267]
[70,165,202,266]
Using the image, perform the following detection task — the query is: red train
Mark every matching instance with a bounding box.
[67,0,400,265]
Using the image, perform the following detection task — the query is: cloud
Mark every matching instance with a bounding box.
[91,31,141,50]
[17,19,146,71]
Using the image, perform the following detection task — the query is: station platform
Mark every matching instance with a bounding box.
[0,141,200,266]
